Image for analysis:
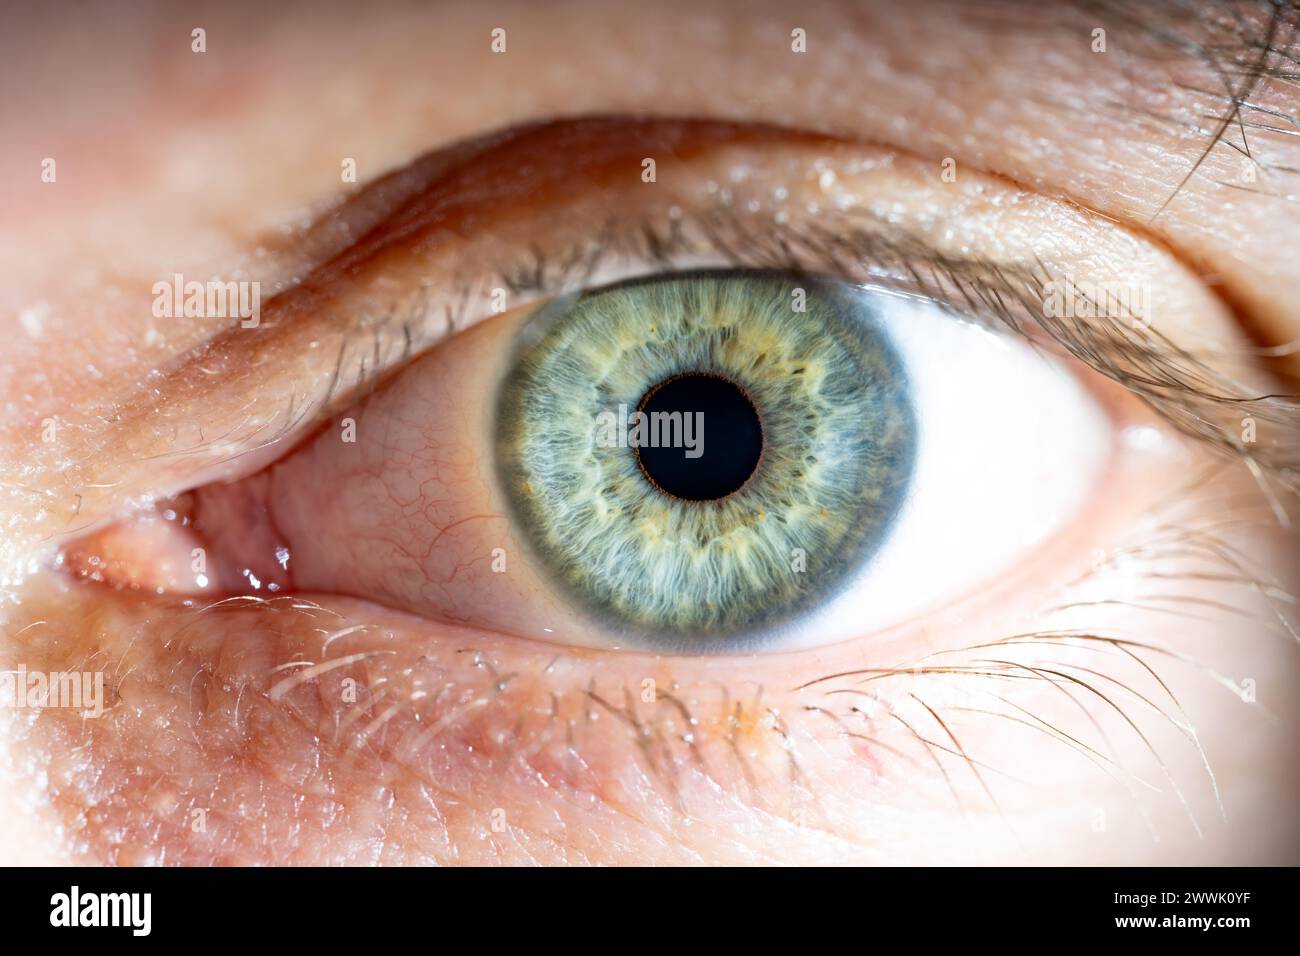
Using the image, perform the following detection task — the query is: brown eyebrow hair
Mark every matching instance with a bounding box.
[964,0,1298,213]
[1078,0,1298,214]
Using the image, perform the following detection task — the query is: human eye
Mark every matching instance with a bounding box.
[3,2,1297,872]
[127,257,1116,656]
[58,126,1238,659]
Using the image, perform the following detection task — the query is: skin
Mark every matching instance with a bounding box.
[0,0,1297,865]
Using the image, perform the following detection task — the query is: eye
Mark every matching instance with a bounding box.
[492,269,1110,650]
[27,99,1292,869]
[50,119,1234,668]
[68,259,1115,655]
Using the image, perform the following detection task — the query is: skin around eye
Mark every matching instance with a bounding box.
[3,0,1296,864]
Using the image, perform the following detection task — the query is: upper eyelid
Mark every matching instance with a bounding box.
[31,118,1297,557]
[392,207,1297,475]
[241,125,1295,477]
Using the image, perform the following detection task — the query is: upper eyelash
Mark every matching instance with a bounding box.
[307,200,1299,511]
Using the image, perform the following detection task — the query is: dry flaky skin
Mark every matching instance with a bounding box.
[0,0,1298,865]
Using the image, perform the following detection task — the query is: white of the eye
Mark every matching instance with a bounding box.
[783,290,1111,650]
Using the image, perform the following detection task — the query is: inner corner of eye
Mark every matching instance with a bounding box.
[58,493,217,596]
[489,269,1113,654]
[57,472,298,601]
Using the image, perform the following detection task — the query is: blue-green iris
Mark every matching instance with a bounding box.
[495,271,916,650]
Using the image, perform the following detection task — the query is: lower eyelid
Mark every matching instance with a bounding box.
[5,581,893,862]
[2,424,1223,866]
[0,567,944,857]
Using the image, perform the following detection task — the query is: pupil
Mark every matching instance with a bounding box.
[633,372,763,501]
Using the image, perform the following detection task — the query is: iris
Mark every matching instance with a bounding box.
[495,271,916,650]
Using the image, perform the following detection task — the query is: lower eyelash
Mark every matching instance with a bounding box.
[12,457,1290,860]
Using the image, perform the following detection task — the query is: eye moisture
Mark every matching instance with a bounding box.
[495,271,916,650]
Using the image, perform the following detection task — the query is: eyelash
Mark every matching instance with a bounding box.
[309,198,1297,492]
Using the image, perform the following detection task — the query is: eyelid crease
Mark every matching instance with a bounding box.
[21,118,1299,574]
[244,209,1296,475]
[216,121,1300,471]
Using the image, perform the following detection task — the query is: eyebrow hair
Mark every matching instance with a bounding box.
[964,0,1299,212]
[1082,0,1300,215]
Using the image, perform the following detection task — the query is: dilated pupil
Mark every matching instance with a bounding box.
[634,372,763,501]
